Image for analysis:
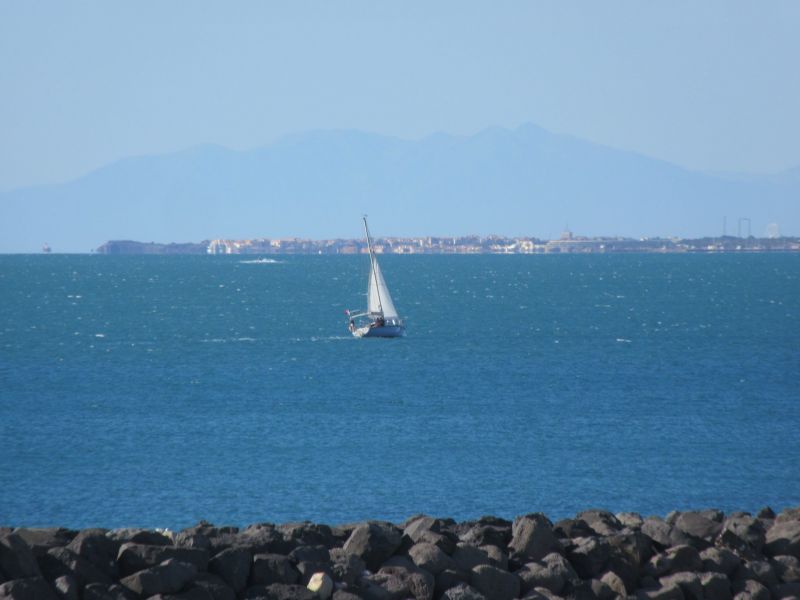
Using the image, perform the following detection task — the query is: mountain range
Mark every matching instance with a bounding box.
[1,123,798,253]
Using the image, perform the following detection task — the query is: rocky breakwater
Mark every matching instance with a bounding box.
[1,507,800,600]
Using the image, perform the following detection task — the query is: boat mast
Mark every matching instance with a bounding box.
[363,215,383,317]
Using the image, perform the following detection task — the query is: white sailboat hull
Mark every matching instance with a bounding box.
[352,324,405,338]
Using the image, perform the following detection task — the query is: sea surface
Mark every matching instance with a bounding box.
[1,253,798,529]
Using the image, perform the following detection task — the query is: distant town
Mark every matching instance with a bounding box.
[95,231,800,255]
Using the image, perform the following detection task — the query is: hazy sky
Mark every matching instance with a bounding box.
[1,1,799,191]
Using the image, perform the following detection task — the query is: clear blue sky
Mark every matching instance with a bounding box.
[1,1,799,191]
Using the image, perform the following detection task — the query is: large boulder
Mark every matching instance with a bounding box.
[700,547,741,577]
[660,571,703,600]
[0,577,59,600]
[328,549,365,587]
[81,583,137,600]
[193,572,237,600]
[770,554,800,583]
[342,522,402,572]
[39,547,112,587]
[718,516,766,557]
[364,560,435,600]
[441,583,488,600]
[645,545,702,578]
[53,574,79,600]
[576,510,624,537]
[452,544,492,572]
[674,512,722,548]
[106,529,172,546]
[251,554,300,586]
[641,518,674,550]
[0,534,41,580]
[469,564,519,600]
[509,515,562,562]
[116,543,209,577]
[765,520,800,558]
[700,572,732,600]
[408,542,456,575]
[209,547,251,593]
[278,523,335,551]
[118,558,197,596]
[732,578,770,600]
[566,536,611,579]
[12,529,76,558]
[243,583,315,600]
[66,529,120,579]
[457,518,512,548]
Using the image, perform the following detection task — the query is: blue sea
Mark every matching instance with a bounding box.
[1,253,798,530]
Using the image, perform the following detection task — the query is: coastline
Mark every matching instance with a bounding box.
[2,507,799,599]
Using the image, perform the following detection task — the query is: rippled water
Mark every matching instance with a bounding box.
[1,253,798,529]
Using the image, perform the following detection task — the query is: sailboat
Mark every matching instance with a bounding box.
[346,217,405,338]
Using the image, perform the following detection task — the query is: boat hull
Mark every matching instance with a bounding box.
[353,325,405,338]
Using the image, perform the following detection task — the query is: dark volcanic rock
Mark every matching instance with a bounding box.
[408,542,456,575]
[718,516,766,557]
[469,564,519,600]
[12,529,76,557]
[82,582,137,600]
[328,548,365,587]
[441,583,488,600]
[674,512,722,548]
[660,571,703,600]
[251,554,300,586]
[106,529,172,546]
[342,522,402,572]
[66,529,120,579]
[435,569,471,596]
[193,572,236,600]
[765,519,800,558]
[0,534,42,580]
[566,537,611,579]
[701,547,741,577]
[0,577,58,600]
[363,559,435,600]
[641,518,674,550]
[452,544,492,572]
[116,542,209,577]
[209,547,251,593]
[509,514,562,562]
[53,574,78,600]
[771,554,800,583]
[732,578,770,600]
[118,558,197,596]
[645,545,702,578]
[278,522,335,550]
[700,572,732,600]
[553,518,595,541]
[577,510,624,537]
[244,583,315,600]
[39,547,112,587]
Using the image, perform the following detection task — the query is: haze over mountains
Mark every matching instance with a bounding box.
[1,123,798,253]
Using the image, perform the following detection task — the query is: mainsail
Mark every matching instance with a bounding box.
[367,256,399,319]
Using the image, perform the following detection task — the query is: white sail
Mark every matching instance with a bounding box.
[367,256,399,319]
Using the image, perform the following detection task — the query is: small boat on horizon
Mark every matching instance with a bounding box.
[346,217,405,338]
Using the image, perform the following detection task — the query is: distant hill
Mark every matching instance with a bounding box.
[1,124,798,252]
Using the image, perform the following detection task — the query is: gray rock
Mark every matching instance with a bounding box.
[607,531,654,568]
[408,542,455,575]
[459,525,511,549]
[674,512,722,547]
[775,508,800,524]
[660,571,702,600]
[435,569,471,596]
[236,525,289,556]
[645,545,702,578]
[331,592,363,600]
[566,537,610,579]
[616,513,645,530]
[521,587,563,600]
[576,511,623,537]
[734,560,778,589]
[756,507,776,520]
[278,523,335,550]
[118,558,197,596]
[441,583,488,600]
[39,547,112,587]
[599,571,626,598]
[243,583,315,600]
[106,529,172,546]
[552,519,595,540]
[589,577,614,600]
[516,560,566,595]
[732,579,770,600]
[81,583,138,600]
[774,581,800,599]
[328,548,365,587]
[452,544,492,572]
[404,517,457,555]
[66,529,120,579]
[641,519,674,550]
[0,534,41,579]
[765,520,800,558]
[367,561,436,600]
[116,543,209,577]
[635,583,683,600]
[700,547,740,577]
[0,577,58,600]
[771,554,800,583]
[479,545,507,571]
[718,516,766,557]
[53,574,78,600]
[510,514,562,562]
[251,554,299,586]
[12,529,76,557]
[700,572,732,600]
[209,547,251,593]
[193,572,237,600]
[342,523,402,572]
[469,564,520,600]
